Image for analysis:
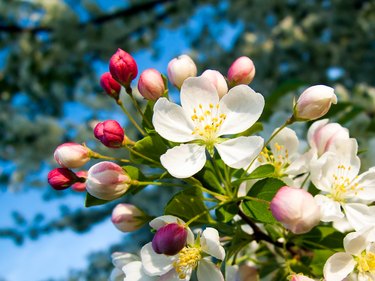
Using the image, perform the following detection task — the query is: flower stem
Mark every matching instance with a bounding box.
[117,99,146,136]
[89,150,130,163]
[210,156,232,197]
[123,144,161,166]
[185,200,228,226]
[126,86,153,129]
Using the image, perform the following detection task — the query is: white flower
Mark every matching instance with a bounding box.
[324,226,375,281]
[310,138,375,231]
[139,216,225,281]
[152,76,264,178]
[109,252,140,281]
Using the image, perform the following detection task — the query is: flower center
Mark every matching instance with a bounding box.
[173,246,201,279]
[258,143,289,176]
[357,250,375,273]
[330,164,360,202]
[190,103,226,155]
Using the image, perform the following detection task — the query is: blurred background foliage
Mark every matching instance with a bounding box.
[1,0,375,280]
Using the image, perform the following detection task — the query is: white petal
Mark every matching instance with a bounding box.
[140,243,175,276]
[123,261,157,281]
[160,144,206,178]
[314,195,344,222]
[343,226,373,255]
[270,127,299,157]
[351,169,375,202]
[218,85,264,135]
[343,203,375,231]
[197,259,224,281]
[201,227,225,260]
[109,268,124,281]
[332,217,354,233]
[153,97,196,142]
[215,136,264,169]
[323,252,356,281]
[112,252,140,268]
[159,270,188,281]
[180,76,219,118]
[307,119,329,148]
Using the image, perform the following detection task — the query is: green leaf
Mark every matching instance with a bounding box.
[195,160,224,193]
[130,133,167,165]
[215,202,239,223]
[84,192,110,207]
[236,122,263,137]
[164,187,213,225]
[233,164,275,186]
[295,226,344,250]
[310,249,335,276]
[241,178,285,224]
[142,100,155,130]
[226,227,253,259]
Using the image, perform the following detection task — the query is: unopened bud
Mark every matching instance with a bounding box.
[94,120,124,148]
[86,161,131,200]
[167,54,197,89]
[111,203,146,232]
[152,223,187,255]
[201,70,228,99]
[71,170,87,192]
[54,142,90,169]
[270,186,321,234]
[227,56,255,86]
[290,274,316,281]
[100,72,121,100]
[294,85,337,121]
[137,68,165,101]
[109,48,138,87]
[48,168,79,190]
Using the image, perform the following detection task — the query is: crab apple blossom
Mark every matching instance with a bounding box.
[152,76,264,178]
[71,170,87,192]
[86,161,131,200]
[110,252,140,281]
[48,168,80,190]
[227,56,256,86]
[201,69,228,99]
[152,223,188,255]
[94,120,124,148]
[100,72,122,100]
[111,203,146,233]
[270,186,321,234]
[109,48,138,87]
[294,85,337,121]
[138,68,165,101]
[167,54,197,89]
[54,142,90,168]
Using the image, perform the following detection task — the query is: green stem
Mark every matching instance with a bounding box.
[117,100,146,136]
[183,177,228,200]
[211,157,232,196]
[126,86,153,129]
[123,144,161,166]
[239,196,271,205]
[185,200,228,226]
[89,151,130,163]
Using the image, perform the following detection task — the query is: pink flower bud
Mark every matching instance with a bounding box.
[111,203,145,232]
[137,68,165,101]
[100,72,121,100]
[109,48,138,87]
[167,54,197,88]
[86,161,131,200]
[201,70,228,99]
[290,274,316,281]
[308,119,349,157]
[294,85,337,121]
[270,186,321,234]
[94,120,124,148]
[48,168,79,190]
[71,170,87,192]
[54,142,90,169]
[152,223,187,255]
[227,56,256,86]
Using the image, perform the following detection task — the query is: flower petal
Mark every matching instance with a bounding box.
[159,270,189,281]
[270,127,299,157]
[197,259,224,281]
[323,252,355,281]
[343,226,374,255]
[160,144,206,178]
[215,136,264,169]
[218,85,264,135]
[140,243,175,276]
[201,227,225,260]
[153,97,196,142]
[180,76,219,118]
[314,195,344,222]
[351,169,375,202]
[123,261,157,281]
[343,203,375,231]
[112,252,140,268]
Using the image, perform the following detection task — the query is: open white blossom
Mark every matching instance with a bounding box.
[310,138,375,231]
[324,226,375,281]
[152,76,264,178]
[109,252,140,281]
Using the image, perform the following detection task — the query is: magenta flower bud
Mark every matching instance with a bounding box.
[152,223,188,255]
[48,168,79,190]
[86,161,131,200]
[111,203,146,232]
[137,68,165,101]
[227,56,256,86]
[201,70,228,99]
[94,120,124,148]
[71,170,87,192]
[167,54,197,89]
[109,48,138,87]
[54,142,90,169]
[270,186,321,234]
[100,72,121,100]
[290,274,316,281]
[294,85,337,121]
